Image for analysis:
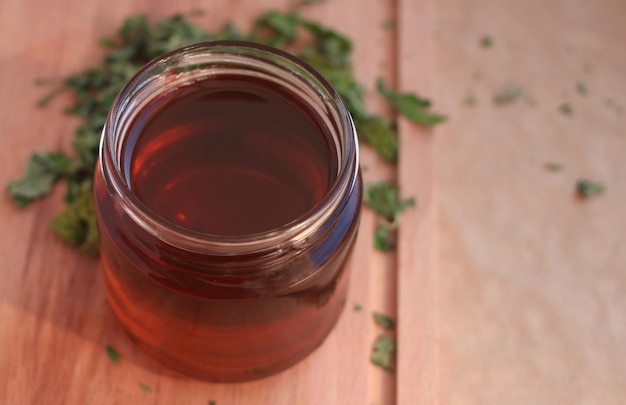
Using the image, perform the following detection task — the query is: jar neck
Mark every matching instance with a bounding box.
[100,41,359,256]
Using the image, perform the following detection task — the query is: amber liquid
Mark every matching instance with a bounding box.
[95,75,360,381]
[126,76,336,235]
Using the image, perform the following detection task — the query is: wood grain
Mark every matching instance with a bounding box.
[435,0,626,404]
[4,0,624,404]
[0,0,426,404]
[396,0,439,403]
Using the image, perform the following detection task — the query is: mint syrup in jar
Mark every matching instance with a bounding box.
[94,41,362,382]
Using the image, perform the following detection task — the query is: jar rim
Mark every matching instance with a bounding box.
[99,40,359,254]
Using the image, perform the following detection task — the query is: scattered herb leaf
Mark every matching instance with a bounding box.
[37,85,66,107]
[51,182,100,255]
[480,36,493,48]
[298,0,326,4]
[493,84,523,104]
[373,312,395,330]
[576,81,587,96]
[364,181,415,251]
[543,162,562,172]
[463,94,477,106]
[6,151,72,206]
[209,401,217,405]
[353,303,363,312]
[381,19,395,29]
[370,334,395,372]
[373,224,397,251]
[377,78,447,125]
[559,103,573,116]
[359,115,399,162]
[106,345,120,362]
[576,179,605,198]
[139,383,152,392]
[364,181,415,220]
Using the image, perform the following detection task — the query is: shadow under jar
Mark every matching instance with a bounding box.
[94,41,362,382]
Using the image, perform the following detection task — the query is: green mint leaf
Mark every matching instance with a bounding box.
[576,81,587,96]
[364,181,416,219]
[543,162,562,172]
[376,78,447,125]
[358,115,398,163]
[98,37,115,47]
[300,19,352,67]
[463,94,477,106]
[480,36,493,48]
[370,334,395,372]
[51,183,100,255]
[559,103,573,116]
[373,224,396,251]
[106,345,120,362]
[353,303,363,312]
[139,383,152,392]
[373,312,395,330]
[576,179,605,198]
[493,84,523,104]
[7,151,72,206]
[37,85,66,107]
[251,11,300,46]
[365,181,415,252]
[381,19,395,29]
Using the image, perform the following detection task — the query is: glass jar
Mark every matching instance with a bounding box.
[94,41,362,382]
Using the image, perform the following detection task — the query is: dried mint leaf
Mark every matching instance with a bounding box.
[106,345,120,362]
[358,115,398,162]
[381,19,395,29]
[373,224,397,252]
[370,334,395,372]
[364,181,415,220]
[373,312,395,330]
[377,77,447,125]
[576,179,605,198]
[480,36,493,48]
[6,151,72,206]
[51,182,99,256]
[559,103,573,116]
[543,162,562,172]
[493,84,523,104]
[364,181,415,251]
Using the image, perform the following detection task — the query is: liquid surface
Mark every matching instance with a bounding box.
[125,75,336,236]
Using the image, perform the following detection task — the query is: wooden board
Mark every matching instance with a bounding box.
[435,0,626,403]
[0,0,434,404]
[3,0,626,404]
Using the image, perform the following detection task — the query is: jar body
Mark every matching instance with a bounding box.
[94,41,361,382]
[94,169,360,381]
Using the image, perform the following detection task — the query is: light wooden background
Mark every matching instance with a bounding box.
[1,0,625,404]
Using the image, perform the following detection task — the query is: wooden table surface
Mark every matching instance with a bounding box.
[1,0,625,404]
